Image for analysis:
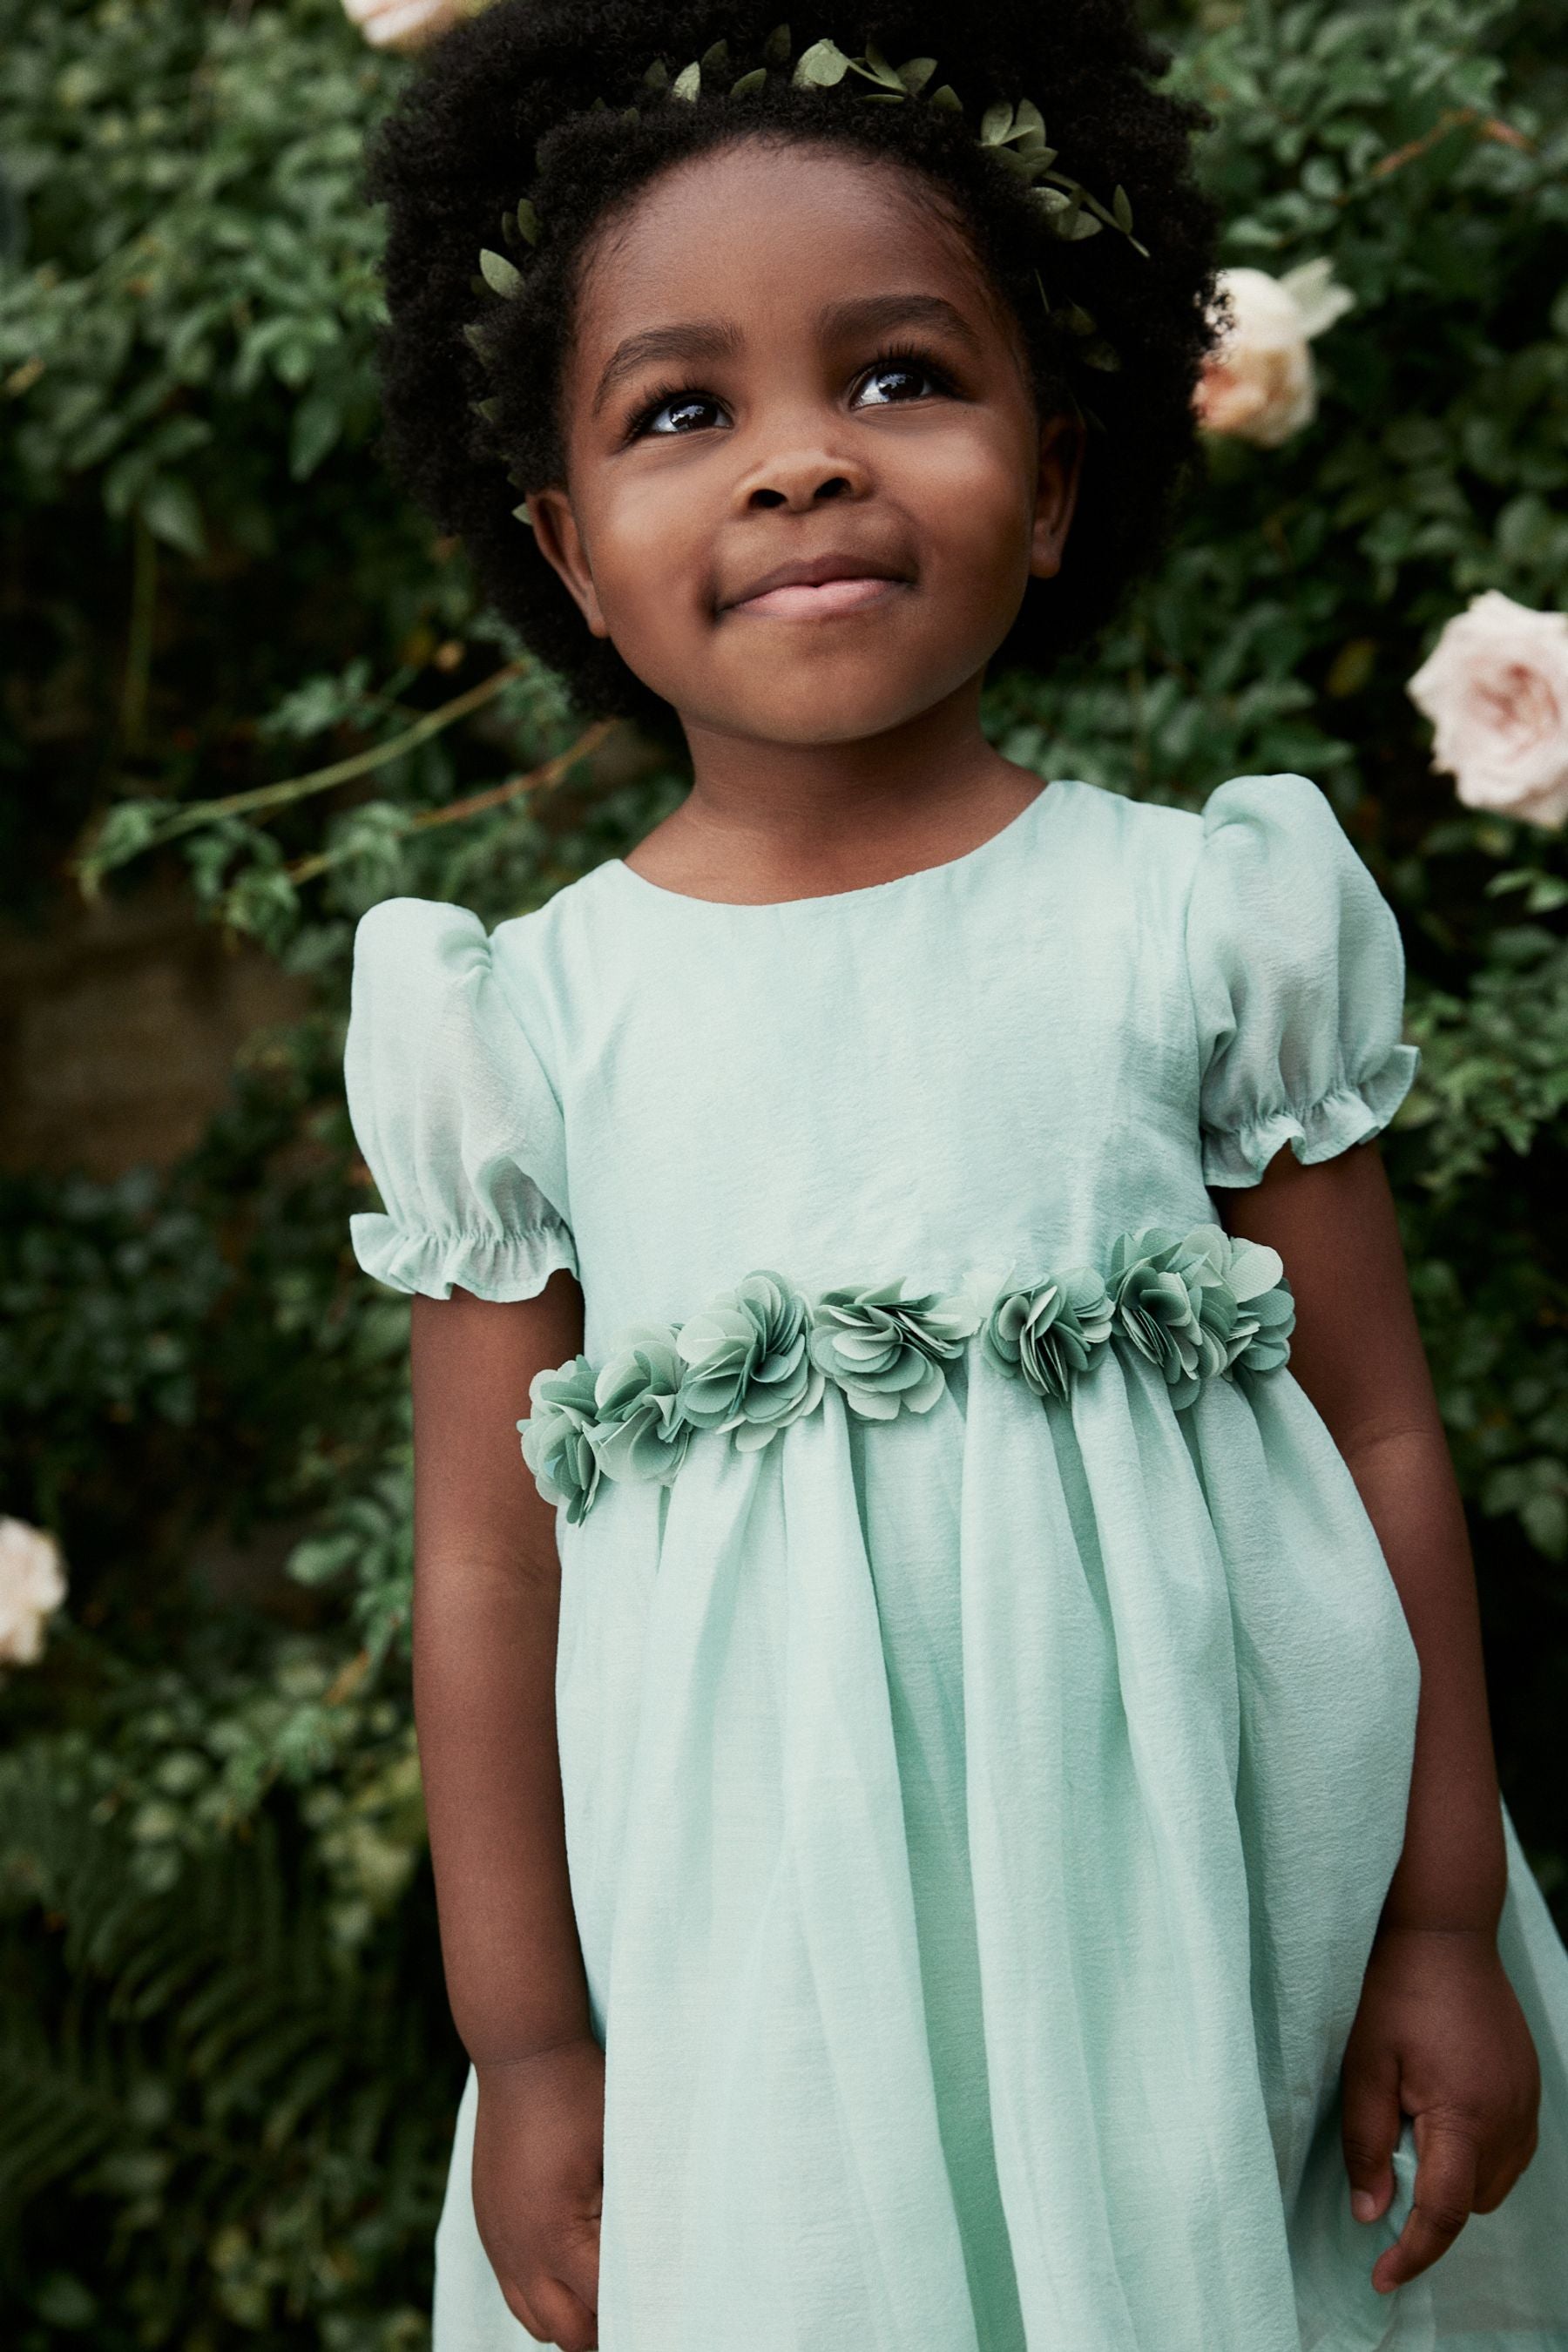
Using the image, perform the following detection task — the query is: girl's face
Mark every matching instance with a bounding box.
[531,140,1081,747]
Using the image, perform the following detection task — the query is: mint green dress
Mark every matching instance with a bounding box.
[345,774,1568,2352]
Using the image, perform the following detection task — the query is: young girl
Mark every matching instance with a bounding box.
[346,3,1568,2346]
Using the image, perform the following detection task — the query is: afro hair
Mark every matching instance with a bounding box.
[368,0,1221,721]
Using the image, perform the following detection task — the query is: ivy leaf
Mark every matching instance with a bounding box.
[793,37,850,87]
[478,248,523,299]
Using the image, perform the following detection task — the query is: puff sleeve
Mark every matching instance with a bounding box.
[343,897,578,1301]
[1186,774,1421,1188]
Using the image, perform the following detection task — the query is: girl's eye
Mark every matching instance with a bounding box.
[639,392,729,437]
[852,360,945,408]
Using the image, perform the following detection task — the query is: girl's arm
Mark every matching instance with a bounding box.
[410,1270,602,2352]
[1224,1139,1540,2294]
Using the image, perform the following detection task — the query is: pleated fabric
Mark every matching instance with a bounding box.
[346,773,1568,2350]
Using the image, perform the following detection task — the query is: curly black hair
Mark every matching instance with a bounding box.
[368,0,1220,722]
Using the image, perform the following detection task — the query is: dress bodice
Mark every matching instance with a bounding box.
[345,771,1417,1359]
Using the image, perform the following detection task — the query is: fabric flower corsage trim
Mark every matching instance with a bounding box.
[519,1221,1294,1522]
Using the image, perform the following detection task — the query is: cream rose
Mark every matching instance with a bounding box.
[340,0,477,52]
[1195,260,1355,449]
[0,1517,67,1666]
[1407,591,1568,829]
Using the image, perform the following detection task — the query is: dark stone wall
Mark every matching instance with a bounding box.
[0,882,309,1178]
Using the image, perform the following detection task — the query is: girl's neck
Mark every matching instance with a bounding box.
[632,679,1042,904]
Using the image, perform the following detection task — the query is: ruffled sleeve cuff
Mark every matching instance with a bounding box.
[1186,774,1421,1189]
[1200,1038,1421,1187]
[343,896,578,1302]
[349,1211,579,1302]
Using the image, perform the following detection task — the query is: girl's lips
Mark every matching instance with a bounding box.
[727,574,906,620]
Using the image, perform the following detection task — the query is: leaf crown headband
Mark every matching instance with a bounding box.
[468,21,1149,416]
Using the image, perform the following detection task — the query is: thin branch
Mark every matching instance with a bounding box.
[86,659,531,873]
[1368,106,1532,183]
[282,717,620,885]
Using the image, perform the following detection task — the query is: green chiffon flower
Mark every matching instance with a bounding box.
[675,1270,823,1450]
[1178,1222,1296,1375]
[591,1328,692,1484]
[808,1281,980,1420]
[1106,1227,1210,1409]
[982,1265,1113,1402]
[518,1355,601,1524]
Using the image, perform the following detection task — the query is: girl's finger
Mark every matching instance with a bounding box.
[554,2218,601,2316]
[1340,2050,1402,2223]
[1372,2115,1480,2292]
[497,2280,546,2340]
[529,2274,599,2352]
[1475,2118,1539,2213]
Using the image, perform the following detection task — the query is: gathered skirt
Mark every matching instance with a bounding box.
[432,1349,1568,2350]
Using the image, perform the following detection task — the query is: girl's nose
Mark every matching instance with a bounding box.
[736,444,870,513]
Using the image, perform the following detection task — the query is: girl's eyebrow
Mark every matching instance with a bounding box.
[592,321,742,416]
[814,293,983,353]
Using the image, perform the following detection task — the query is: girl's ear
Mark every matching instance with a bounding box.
[1029,412,1086,582]
[526,489,611,639]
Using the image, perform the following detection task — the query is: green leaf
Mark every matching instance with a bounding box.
[730,67,767,98]
[288,392,341,483]
[979,101,1014,145]
[1013,97,1046,144]
[513,199,539,247]
[1523,1489,1568,1561]
[762,22,791,65]
[478,248,523,299]
[139,477,205,558]
[793,37,850,87]
[896,57,937,94]
[855,41,905,91]
[926,83,962,111]
[642,57,669,90]
[1112,183,1134,233]
[700,39,730,75]
[672,60,701,101]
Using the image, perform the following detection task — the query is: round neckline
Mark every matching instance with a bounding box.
[606,777,1069,911]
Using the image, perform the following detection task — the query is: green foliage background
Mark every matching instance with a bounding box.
[1,0,1565,2340]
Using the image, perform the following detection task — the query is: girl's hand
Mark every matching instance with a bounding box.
[1342,1923,1540,2293]
[472,2038,605,2349]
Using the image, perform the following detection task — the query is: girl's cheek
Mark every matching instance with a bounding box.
[894,442,1038,587]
